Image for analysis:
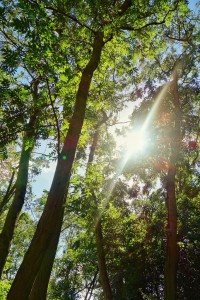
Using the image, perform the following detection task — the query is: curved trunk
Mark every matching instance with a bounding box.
[0,115,36,278]
[164,69,180,300]
[7,32,104,300]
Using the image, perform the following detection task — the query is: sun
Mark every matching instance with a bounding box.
[124,129,147,156]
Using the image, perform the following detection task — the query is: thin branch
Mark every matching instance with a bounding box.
[0,28,27,54]
[121,20,166,31]
[0,29,19,48]
[165,34,192,45]
[107,120,131,126]
[120,1,180,31]
[48,6,96,33]
[46,79,61,155]
[88,270,98,300]
[32,151,51,157]
[0,171,16,213]
[28,0,96,34]
[85,269,98,300]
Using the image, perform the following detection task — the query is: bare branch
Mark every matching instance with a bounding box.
[165,34,192,45]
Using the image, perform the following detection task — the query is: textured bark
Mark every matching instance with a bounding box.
[28,209,64,300]
[0,115,36,278]
[164,70,180,300]
[7,31,104,300]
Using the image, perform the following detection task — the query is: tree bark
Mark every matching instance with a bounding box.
[164,69,180,300]
[28,209,64,300]
[7,31,104,300]
[0,115,36,278]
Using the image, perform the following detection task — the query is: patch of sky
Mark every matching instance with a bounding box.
[31,140,57,197]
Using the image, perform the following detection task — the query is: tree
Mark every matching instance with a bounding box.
[0,0,195,299]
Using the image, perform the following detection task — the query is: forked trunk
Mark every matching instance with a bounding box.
[7,31,104,300]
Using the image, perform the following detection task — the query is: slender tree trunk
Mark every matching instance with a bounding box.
[0,170,15,215]
[164,69,180,300]
[0,115,36,278]
[164,165,178,300]
[7,31,104,300]
[84,269,98,300]
[95,219,113,300]
[88,130,113,300]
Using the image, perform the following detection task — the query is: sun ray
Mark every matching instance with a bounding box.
[96,77,173,222]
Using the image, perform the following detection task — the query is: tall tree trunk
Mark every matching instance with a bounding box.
[164,165,178,300]
[164,69,180,300]
[0,115,36,278]
[7,31,104,300]
[88,130,113,300]
[95,219,113,300]
[28,209,64,300]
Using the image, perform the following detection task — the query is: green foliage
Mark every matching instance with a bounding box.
[0,0,199,299]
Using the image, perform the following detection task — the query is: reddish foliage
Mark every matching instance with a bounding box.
[188,141,198,150]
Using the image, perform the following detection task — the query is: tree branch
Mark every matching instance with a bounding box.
[46,79,61,155]
[165,34,192,45]
[0,171,16,214]
[120,1,181,31]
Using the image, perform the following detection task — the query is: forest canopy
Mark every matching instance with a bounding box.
[0,0,199,299]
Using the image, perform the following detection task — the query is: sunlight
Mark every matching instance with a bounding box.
[125,129,147,157]
[96,68,180,227]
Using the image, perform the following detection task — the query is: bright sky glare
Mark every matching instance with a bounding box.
[125,129,147,156]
